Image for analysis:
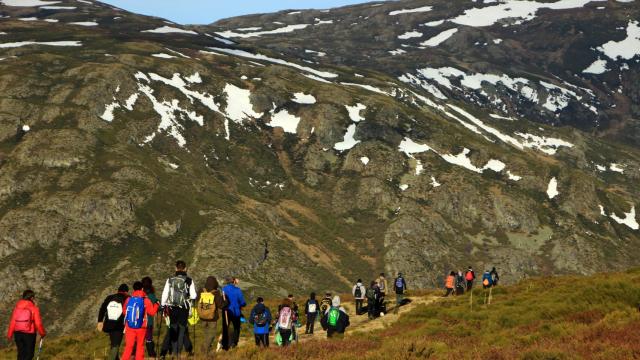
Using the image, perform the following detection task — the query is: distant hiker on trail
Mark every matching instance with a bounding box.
[140,277,158,359]
[197,276,224,355]
[161,260,197,356]
[221,276,246,350]
[444,271,456,297]
[320,296,350,339]
[304,292,319,335]
[7,290,46,360]
[275,298,296,347]
[376,273,388,315]
[97,284,129,360]
[455,271,466,296]
[482,270,494,289]
[319,292,332,321]
[393,273,407,314]
[121,281,160,360]
[366,281,381,320]
[465,267,476,291]
[490,267,500,286]
[352,280,366,315]
[249,297,271,347]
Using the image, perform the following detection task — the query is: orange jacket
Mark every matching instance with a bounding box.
[445,275,455,289]
[7,299,46,339]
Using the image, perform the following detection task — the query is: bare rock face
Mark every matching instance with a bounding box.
[0,0,639,336]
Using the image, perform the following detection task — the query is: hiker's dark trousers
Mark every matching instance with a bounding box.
[355,299,364,315]
[108,331,124,360]
[306,313,317,334]
[254,334,269,347]
[169,306,189,355]
[221,311,242,350]
[444,288,454,297]
[466,280,474,290]
[15,332,36,360]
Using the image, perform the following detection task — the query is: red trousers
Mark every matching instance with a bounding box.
[121,327,146,360]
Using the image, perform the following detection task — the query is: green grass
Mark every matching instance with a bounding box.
[4,269,640,359]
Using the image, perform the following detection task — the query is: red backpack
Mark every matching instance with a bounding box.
[14,308,33,332]
[465,271,474,281]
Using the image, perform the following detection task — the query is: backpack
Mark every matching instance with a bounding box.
[483,278,490,286]
[277,307,293,330]
[354,286,362,298]
[320,298,331,314]
[465,271,474,281]
[125,296,145,329]
[198,292,216,321]
[307,300,317,314]
[14,308,33,333]
[395,277,404,290]
[254,311,268,327]
[366,288,376,301]
[106,300,123,321]
[167,276,191,308]
[327,307,340,328]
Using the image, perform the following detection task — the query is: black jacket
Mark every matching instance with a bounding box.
[98,292,128,333]
[320,308,350,334]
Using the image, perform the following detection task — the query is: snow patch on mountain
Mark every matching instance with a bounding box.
[345,103,366,122]
[142,26,197,35]
[547,177,559,199]
[583,59,609,74]
[2,0,59,6]
[292,92,316,104]
[398,31,422,40]
[608,205,639,230]
[421,28,458,47]
[216,24,310,38]
[334,124,360,151]
[598,21,640,60]
[389,6,433,16]
[268,109,301,134]
[0,40,81,48]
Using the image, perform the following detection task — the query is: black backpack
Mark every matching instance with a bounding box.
[354,286,362,298]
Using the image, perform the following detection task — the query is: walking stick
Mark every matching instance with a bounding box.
[469,289,473,311]
[488,287,493,305]
[35,338,44,360]
[156,312,162,357]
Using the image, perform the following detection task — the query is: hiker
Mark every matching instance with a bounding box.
[393,273,407,313]
[7,290,46,360]
[366,281,380,320]
[482,270,493,289]
[249,297,271,347]
[161,260,197,357]
[444,271,456,297]
[320,296,350,339]
[221,276,246,350]
[304,292,319,334]
[490,267,500,286]
[121,281,160,360]
[455,271,466,296]
[197,276,224,355]
[319,292,332,322]
[465,267,476,290]
[352,280,366,315]
[376,273,388,315]
[97,284,129,360]
[139,277,159,359]
[275,298,296,347]
[287,294,300,341]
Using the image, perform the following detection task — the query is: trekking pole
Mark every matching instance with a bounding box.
[488,287,493,305]
[469,289,473,311]
[156,312,162,357]
[35,338,44,360]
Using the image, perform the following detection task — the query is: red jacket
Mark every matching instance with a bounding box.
[122,290,159,329]
[7,300,46,339]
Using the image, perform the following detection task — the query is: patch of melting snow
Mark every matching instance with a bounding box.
[515,132,574,155]
[19,17,58,22]
[208,47,338,79]
[598,21,640,60]
[334,124,360,151]
[490,114,516,121]
[268,109,301,134]
[583,59,609,74]
[389,49,407,56]
[389,6,433,16]
[142,26,197,35]
[424,20,445,27]
[609,205,639,230]
[421,28,458,47]
[341,82,390,96]
[69,21,98,26]
[100,102,120,122]
[216,24,310,38]
[305,49,326,57]
[609,163,624,173]
[399,137,432,158]
[223,83,263,131]
[360,156,370,166]
[431,176,441,187]
[40,5,75,9]
[507,171,522,181]
[2,0,59,5]
[168,162,179,170]
[185,72,202,84]
[345,103,366,122]
[0,40,82,48]
[292,92,316,104]
[398,31,422,40]
[547,177,559,199]
[124,93,138,111]
[415,160,424,175]
[152,53,176,59]
[399,184,409,191]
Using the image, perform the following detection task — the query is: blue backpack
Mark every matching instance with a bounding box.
[126,296,145,329]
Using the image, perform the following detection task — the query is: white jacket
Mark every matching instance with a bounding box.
[352,283,366,300]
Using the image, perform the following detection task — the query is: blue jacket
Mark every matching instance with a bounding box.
[249,303,271,335]
[222,284,246,317]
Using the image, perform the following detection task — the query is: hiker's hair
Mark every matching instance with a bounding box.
[133,281,143,291]
[257,297,264,303]
[141,276,154,294]
[357,279,362,283]
[175,260,186,270]
[288,294,294,298]
[371,281,377,287]
[22,290,35,300]
[450,271,456,276]
[282,298,292,307]
[310,292,316,299]
[380,272,385,276]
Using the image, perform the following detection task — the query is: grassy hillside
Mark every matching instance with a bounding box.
[3,269,639,359]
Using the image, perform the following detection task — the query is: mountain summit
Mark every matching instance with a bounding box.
[0,0,638,333]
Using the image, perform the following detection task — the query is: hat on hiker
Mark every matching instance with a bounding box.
[332,296,341,307]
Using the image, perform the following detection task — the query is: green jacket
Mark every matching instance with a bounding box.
[147,292,159,327]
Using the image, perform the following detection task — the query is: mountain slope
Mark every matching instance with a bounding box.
[0,0,638,335]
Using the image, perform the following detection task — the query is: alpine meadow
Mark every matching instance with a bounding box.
[0,0,639,359]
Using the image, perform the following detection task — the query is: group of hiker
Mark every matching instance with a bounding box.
[4,262,409,360]
[444,266,500,296]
